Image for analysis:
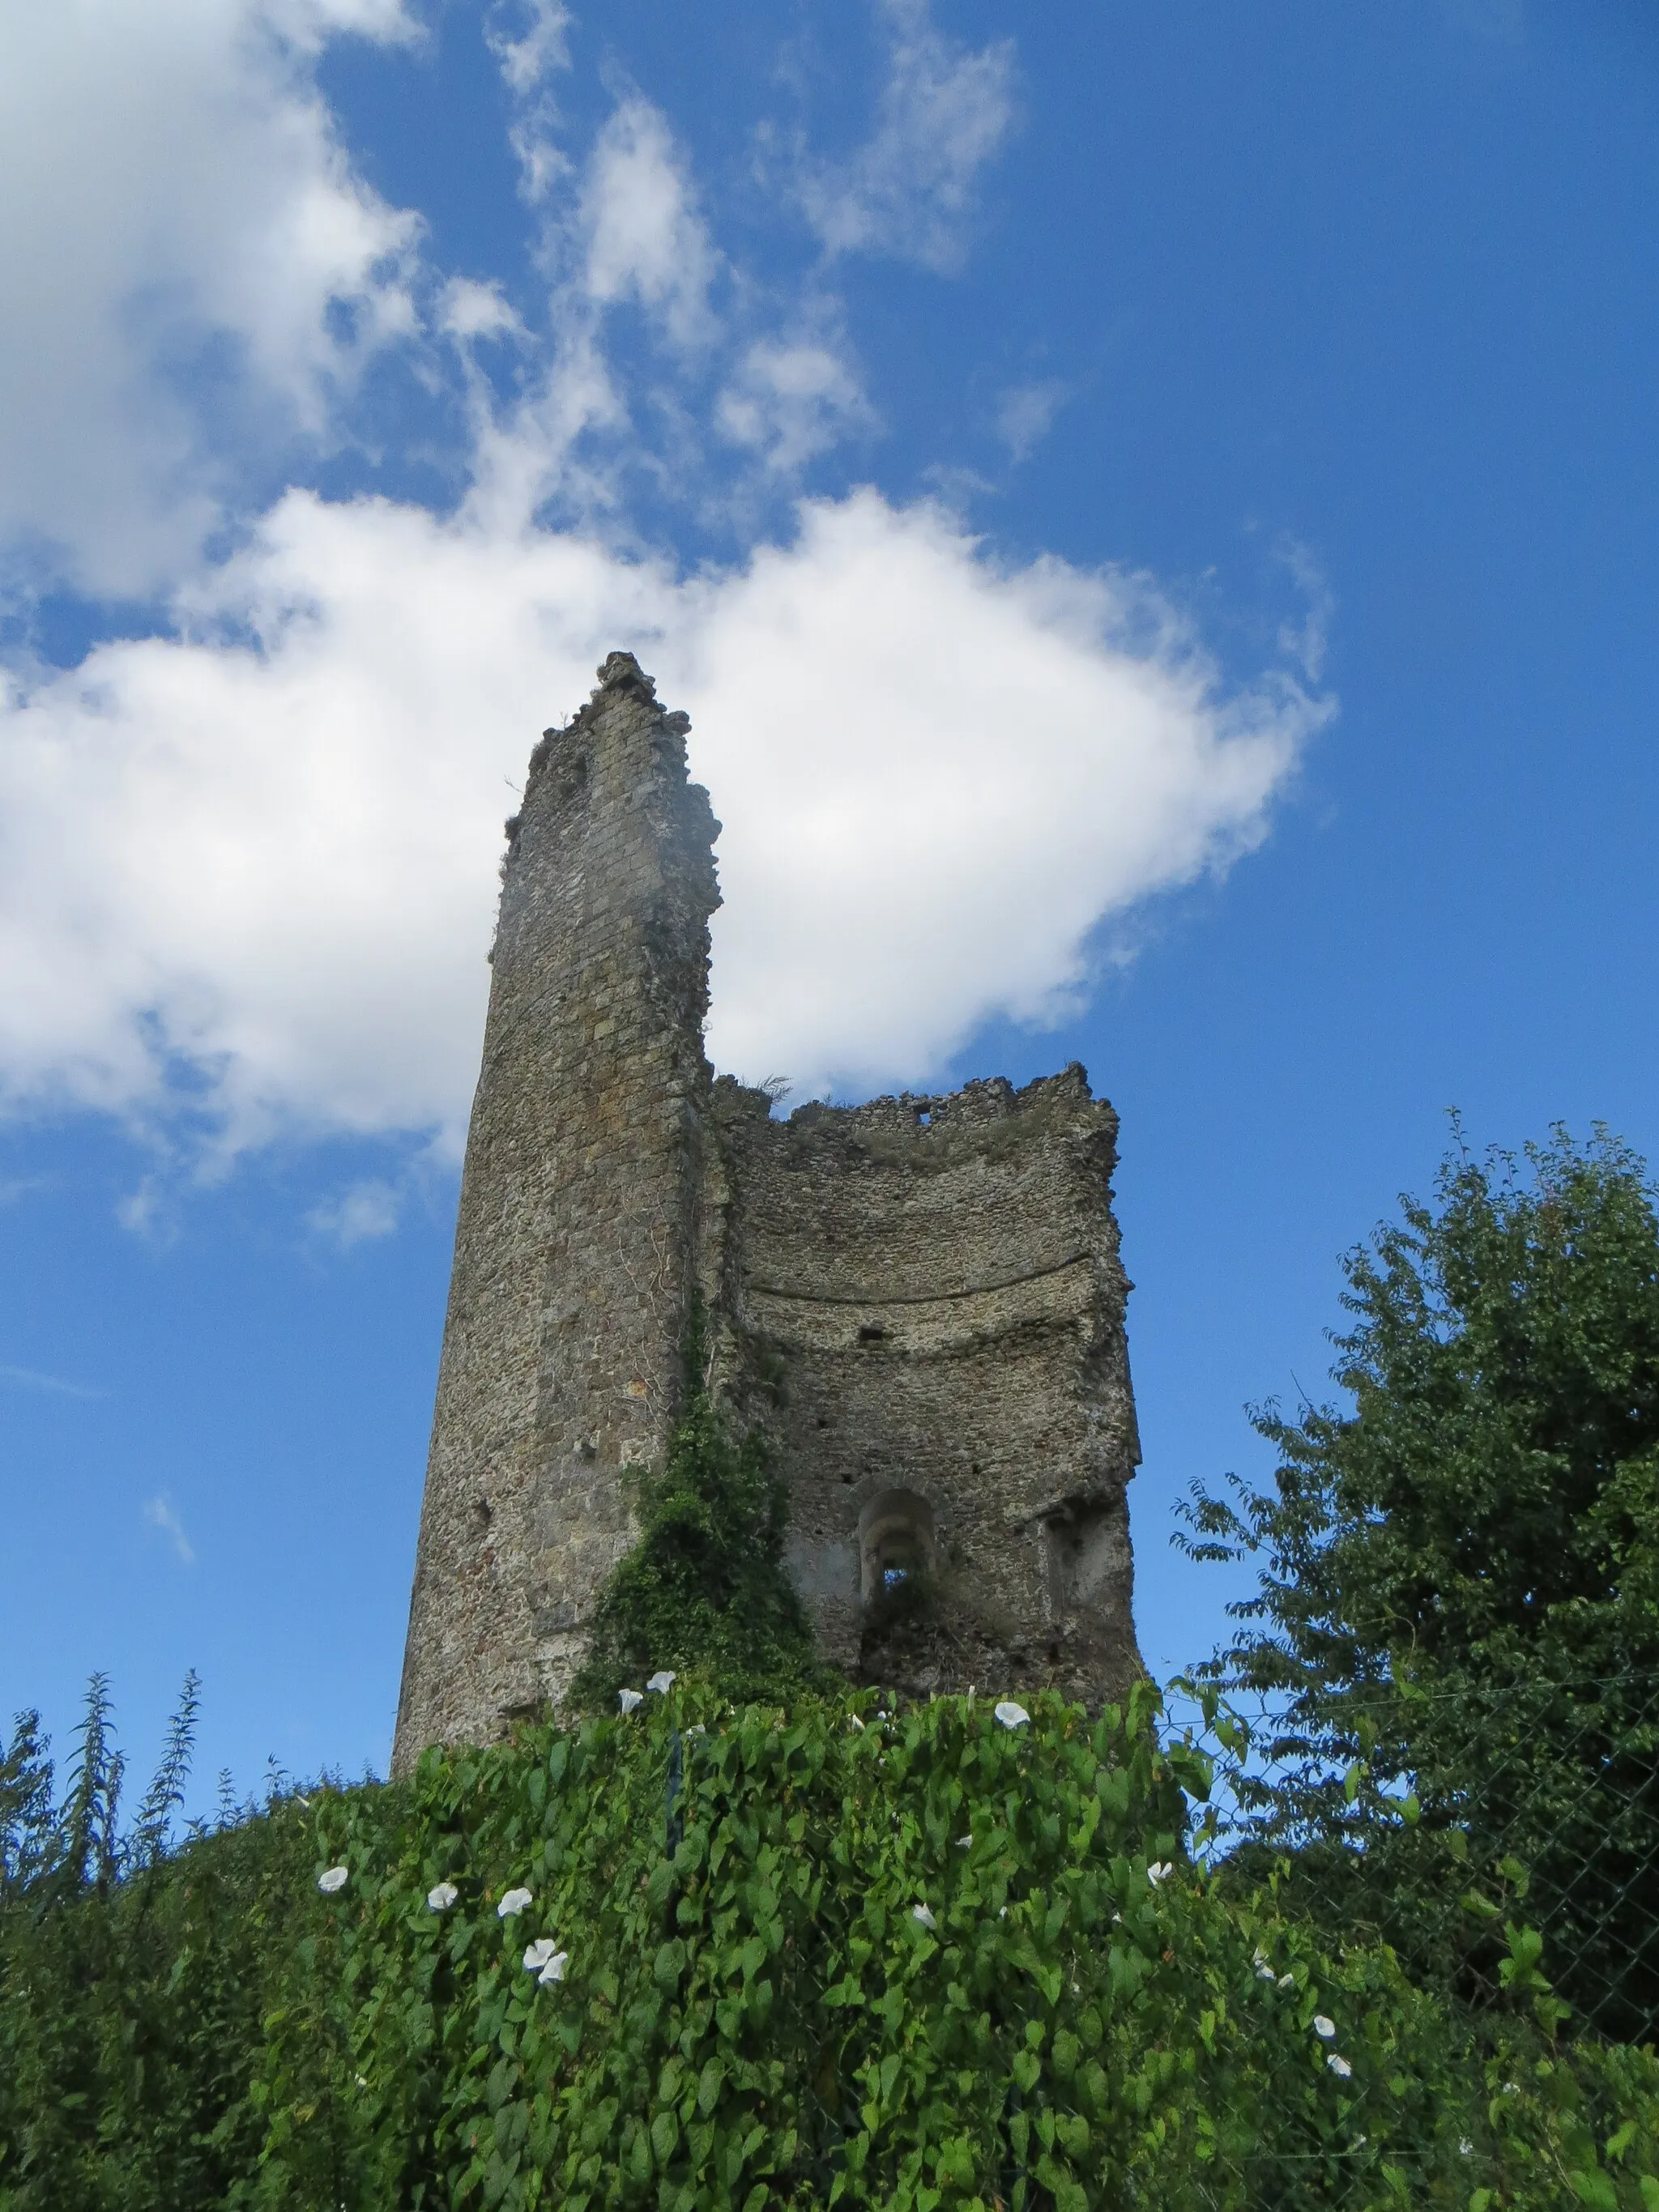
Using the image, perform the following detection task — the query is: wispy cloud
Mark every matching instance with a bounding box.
[996,377,1071,463]
[795,0,1017,271]
[143,1491,196,1566]
[306,1178,405,1248]
[0,1361,102,1398]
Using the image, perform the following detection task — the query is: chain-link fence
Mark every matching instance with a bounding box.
[1150,1664,1659,2206]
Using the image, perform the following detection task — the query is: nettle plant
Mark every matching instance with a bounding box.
[237,1678,1659,2212]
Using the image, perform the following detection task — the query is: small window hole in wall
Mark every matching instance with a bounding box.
[857,1323,888,1345]
[915,1105,932,1127]
[1043,1499,1121,1616]
[859,1488,936,1602]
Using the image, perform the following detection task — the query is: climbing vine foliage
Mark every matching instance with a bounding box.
[8,1681,1659,2208]
[569,1368,827,1711]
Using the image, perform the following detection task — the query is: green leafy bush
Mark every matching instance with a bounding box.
[8,1678,1659,2209]
[569,1374,827,1712]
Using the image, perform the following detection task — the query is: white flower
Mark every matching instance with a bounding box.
[318,1865,348,1894]
[497,1886,533,1918]
[1254,1949,1275,1981]
[1459,2138,1473,2156]
[1312,2014,1336,2039]
[912,1903,936,1930]
[538,1950,569,1985]
[523,1938,558,1973]
[849,1715,865,1731]
[1147,1860,1175,1886]
[994,1701,1030,1729]
[1278,1972,1294,1990]
[618,1688,644,1713]
[646,1671,676,1694]
[426,1881,458,1912]
[955,1834,972,1849]
[688,1723,706,1737]
[1327,2053,1352,2078]
[999,1905,1009,1919]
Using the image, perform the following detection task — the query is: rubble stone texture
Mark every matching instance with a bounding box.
[393,654,1143,1773]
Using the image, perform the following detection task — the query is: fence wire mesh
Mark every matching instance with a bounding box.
[1153,1663,1659,2208]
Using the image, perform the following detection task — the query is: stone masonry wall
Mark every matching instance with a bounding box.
[711,1071,1143,1707]
[393,654,719,1774]
[394,654,1141,1770]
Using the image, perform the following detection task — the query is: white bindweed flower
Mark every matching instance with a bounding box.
[1253,1948,1273,1979]
[1459,2139,1473,2156]
[497,1887,533,1918]
[538,1950,569,1985]
[1312,2014,1336,2039]
[318,1866,348,1894]
[618,1688,644,1713]
[688,1723,706,1737]
[912,1903,936,1930]
[646,1671,676,1694]
[850,1714,865,1730]
[1147,1861,1174,1886]
[999,1905,1009,1919]
[955,1834,972,1849]
[523,1938,558,1973]
[426,1881,458,1912]
[1278,1972,1294,1990]
[1328,2053,1352,2078]
[994,1701,1030,1729]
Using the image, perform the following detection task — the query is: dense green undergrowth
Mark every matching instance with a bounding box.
[6,1678,1659,2210]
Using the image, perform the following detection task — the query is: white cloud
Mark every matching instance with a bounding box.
[675,494,1324,1097]
[798,0,1016,271]
[0,0,424,595]
[717,337,874,475]
[996,378,1071,463]
[487,0,572,102]
[0,486,1322,1153]
[441,278,524,343]
[581,100,719,349]
[143,1490,197,1564]
[306,1176,404,1247]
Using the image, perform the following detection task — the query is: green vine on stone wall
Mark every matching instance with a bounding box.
[569,1309,830,1710]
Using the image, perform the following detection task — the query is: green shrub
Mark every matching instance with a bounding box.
[9,1677,1659,2209]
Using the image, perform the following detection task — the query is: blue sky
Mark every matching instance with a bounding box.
[3,0,1657,1817]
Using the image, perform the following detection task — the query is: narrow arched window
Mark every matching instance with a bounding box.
[858,1489,936,1602]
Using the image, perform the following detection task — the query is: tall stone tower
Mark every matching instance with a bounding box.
[394,654,719,1766]
[394,654,1143,1775]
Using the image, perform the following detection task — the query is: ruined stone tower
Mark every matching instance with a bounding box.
[393,654,1142,1773]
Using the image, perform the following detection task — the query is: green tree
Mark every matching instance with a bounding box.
[1183,1123,1659,2034]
